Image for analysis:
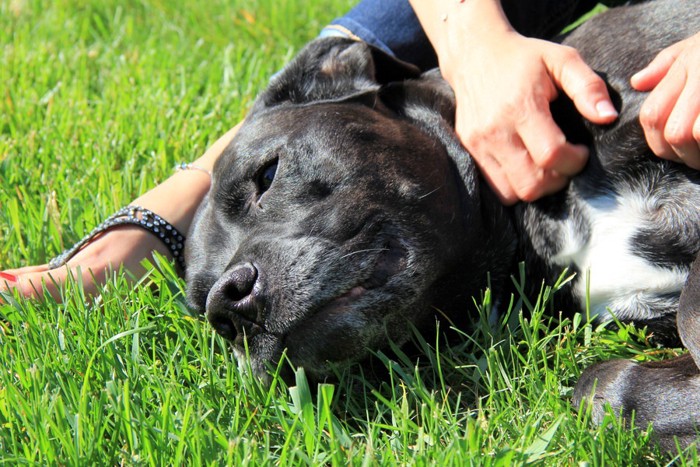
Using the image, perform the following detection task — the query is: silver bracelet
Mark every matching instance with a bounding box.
[175,162,212,177]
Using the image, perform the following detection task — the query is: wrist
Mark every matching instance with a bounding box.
[411,0,516,84]
[131,168,211,234]
[127,124,239,251]
[411,0,513,51]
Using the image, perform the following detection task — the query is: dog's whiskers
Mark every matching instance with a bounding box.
[339,248,388,260]
[418,186,443,200]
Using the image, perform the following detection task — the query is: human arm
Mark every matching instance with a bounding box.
[1,124,240,301]
[408,0,618,203]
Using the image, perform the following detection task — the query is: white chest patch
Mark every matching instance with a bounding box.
[551,191,688,321]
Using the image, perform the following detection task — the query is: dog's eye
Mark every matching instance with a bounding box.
[256,159,278,195]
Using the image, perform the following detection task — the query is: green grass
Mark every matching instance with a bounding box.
[0,0,697,464]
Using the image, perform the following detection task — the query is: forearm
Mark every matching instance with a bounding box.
[131,123,240,234]
[409,1,609,59]
[409,0,512,57]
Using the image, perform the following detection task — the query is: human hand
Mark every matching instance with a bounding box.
[631,32,700,169]
[0,226,170,302]
[443,31,618,204]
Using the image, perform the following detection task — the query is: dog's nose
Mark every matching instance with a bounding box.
[205,262,264,341]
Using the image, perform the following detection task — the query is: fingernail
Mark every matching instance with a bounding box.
[0,271,18,282]
[596,100,618,119]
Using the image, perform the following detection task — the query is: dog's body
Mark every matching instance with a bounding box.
[186,0,700,450]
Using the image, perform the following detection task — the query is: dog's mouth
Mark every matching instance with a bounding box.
[256,236,409,332]
[312,236,409,315]
[214,234,411,377]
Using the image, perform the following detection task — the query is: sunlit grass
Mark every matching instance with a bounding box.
[1,1,697,464]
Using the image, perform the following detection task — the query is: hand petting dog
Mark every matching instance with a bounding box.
[632,31,700,169]
[411,0,700,204]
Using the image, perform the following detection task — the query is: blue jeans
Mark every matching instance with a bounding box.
[321,0,609,70]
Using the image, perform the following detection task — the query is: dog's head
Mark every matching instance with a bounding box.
[185,37,500,382]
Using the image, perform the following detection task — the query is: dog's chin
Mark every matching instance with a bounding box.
[231,334,288,385]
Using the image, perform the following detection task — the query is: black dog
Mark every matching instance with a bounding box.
[186,0,700,450]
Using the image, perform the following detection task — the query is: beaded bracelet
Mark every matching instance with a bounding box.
[48,205,187,271]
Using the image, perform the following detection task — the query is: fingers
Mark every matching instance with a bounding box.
[457,84,588,204]
[500,144,570,203]
[0,271,19,282]
[518,106,589,176]
[639,68,700,167]
[547,45,618,124]
[1,263,112,303]
[471,42,612,204]
[665,83,700,168]
[462,119,573,204]
[1,263,77,302]
[2,264,51,276]
[638,60,686,161]
[1,265,65,302]
[631,44,681,92]
[1,227,166,303]
[472,150,570,205]
[471,151,518,204]
[633,33,700,168]
[452,40,602,204]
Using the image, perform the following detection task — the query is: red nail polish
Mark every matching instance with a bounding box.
[0,271,18,282]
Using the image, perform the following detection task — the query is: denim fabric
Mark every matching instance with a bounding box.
[323,0,606,70]
[322,0,436,70]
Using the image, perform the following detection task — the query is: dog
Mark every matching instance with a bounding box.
[186,0,700,450]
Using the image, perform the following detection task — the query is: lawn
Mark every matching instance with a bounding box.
[0,0,697,464]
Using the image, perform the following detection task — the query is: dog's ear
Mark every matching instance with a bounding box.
[380,69,456,126]
[256,37,421,109]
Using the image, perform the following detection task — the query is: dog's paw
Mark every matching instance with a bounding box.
[573,355,700,451]
[573,359,635,424]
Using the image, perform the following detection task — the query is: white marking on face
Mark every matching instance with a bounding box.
[552,191,688,321]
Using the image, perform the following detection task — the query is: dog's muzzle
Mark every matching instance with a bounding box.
[205,262,266,342]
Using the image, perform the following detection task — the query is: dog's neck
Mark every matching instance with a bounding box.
[437,143,520,318]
